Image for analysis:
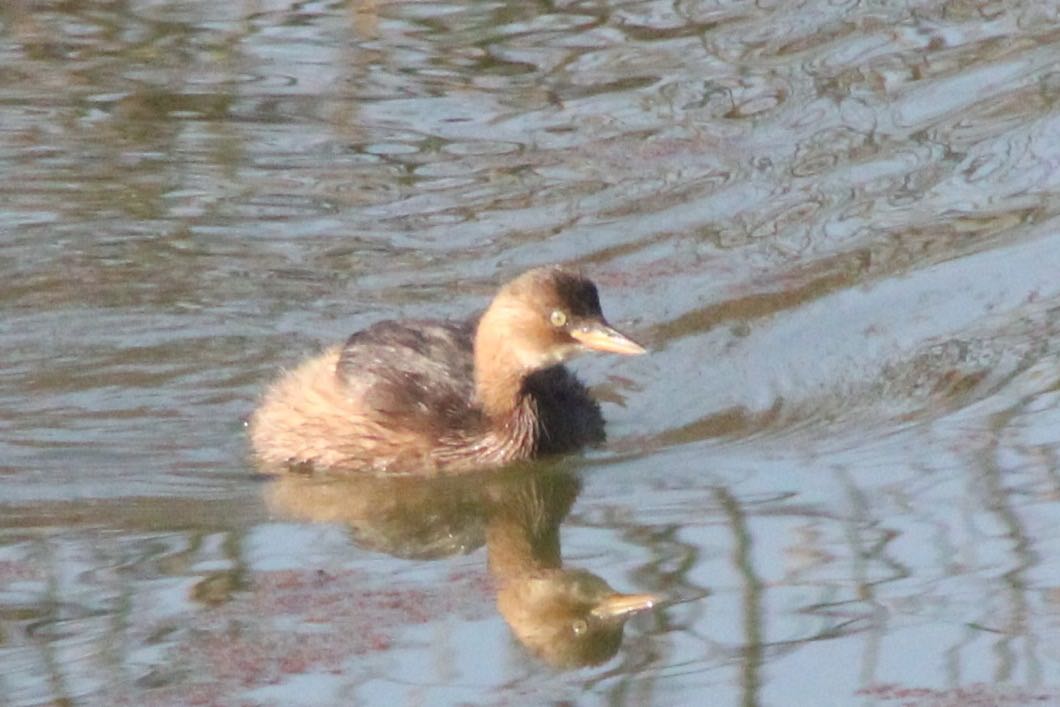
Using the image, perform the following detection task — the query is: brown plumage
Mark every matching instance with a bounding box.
[248,266,645,474]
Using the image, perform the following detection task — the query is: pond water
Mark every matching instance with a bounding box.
[3,0,1060,704]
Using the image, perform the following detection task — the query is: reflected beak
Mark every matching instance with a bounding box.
[590,592,660,620]
[569,322,647,355]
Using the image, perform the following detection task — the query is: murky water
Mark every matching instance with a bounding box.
[3,0,1060,704]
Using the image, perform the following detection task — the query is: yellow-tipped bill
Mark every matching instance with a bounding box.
[570,322,647,356]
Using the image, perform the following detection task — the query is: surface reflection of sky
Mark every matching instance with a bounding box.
[2,0,1060,704]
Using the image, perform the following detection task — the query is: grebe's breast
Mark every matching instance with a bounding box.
[523,365,605,454]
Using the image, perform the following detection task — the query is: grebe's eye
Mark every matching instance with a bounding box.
[549,309,568,327]
[572,618,588,636]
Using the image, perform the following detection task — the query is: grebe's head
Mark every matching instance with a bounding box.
[478,267,645,372]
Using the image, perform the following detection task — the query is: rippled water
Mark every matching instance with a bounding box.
[3,0,1060,704]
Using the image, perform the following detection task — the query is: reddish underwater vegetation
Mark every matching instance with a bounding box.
[104,565,494,706]
[857,683,1057,706]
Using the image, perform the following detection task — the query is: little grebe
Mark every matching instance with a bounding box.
[249,266,645,474]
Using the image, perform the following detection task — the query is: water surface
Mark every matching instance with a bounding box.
[3,0,1060,704]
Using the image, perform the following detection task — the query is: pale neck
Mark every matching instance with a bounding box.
[473,308,533,419]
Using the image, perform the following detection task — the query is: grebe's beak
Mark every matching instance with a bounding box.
[589,592,660,620]
[570,321,647,356]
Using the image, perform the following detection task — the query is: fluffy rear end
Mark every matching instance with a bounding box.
[249,347,431,472]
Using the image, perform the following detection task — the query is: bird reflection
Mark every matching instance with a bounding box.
[264,465,658,668]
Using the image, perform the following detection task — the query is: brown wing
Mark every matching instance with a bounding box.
[335,317,483,436]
